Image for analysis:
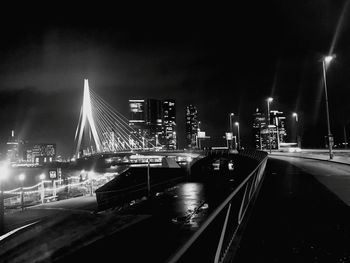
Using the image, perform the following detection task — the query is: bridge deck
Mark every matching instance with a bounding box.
[234,157,350,262]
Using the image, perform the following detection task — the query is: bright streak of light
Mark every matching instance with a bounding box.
[0,161,10,181]
[329,0,350,55]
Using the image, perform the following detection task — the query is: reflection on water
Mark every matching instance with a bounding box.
[165,182,209,229]
[177,183,204,214]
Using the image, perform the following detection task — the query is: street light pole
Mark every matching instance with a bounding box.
[19,173,25,211]
[235,122,240,150]
[322,55,334,159]
[229,113,234,149]
[293,113,301,148]
[267,98,273,153]
[0,179,4,235]
[0,162,9,235]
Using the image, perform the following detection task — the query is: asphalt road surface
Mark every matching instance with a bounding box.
[234,157,350,263]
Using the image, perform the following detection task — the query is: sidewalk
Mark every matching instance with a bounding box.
[270,150,350,165]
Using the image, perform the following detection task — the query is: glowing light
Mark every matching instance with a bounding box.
[0,162,10,181]
[324,55,335,64]
[267,97,273,102]
[19,173,26,181]
[76,79,102,157]
[39,173,46,180]
[234,122,239,126]
[292,113,298,122]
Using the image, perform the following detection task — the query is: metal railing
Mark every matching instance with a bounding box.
[3,174,116,210]
[167,150,268,263]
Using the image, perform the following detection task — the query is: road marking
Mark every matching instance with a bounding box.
[0,221,39,242]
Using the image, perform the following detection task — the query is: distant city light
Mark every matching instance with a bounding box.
[19,173,26,181]
[39,173,46,180]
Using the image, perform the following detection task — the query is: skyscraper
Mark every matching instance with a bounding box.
[185,105,198,148]
[25,143,56,165]
[270,110,287,145]
[6,130,19,163]
[162,99,177,150]
[145,99,162,141]
[252,108,269,149]
[129,99,147,135]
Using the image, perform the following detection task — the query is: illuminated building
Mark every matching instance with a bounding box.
[145,99,163,144]
[270,110,287,145]
[25,143,56,165]
[252,108,269,149]
[185,105,198,148]
[129,99,147,135]
[162,99,177,150]
[129,99,163,147]
[6,130,19,163]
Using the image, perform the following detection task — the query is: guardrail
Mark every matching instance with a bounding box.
[167,150,268,263]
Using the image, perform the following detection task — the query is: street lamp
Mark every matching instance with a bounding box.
[197,121,202,149]
[0,162,9,234]
[19,173,25,211]
[322,54,335,159]
[235,122,240,150]
[267,97,273,153]
[292,113,301,148]
[39,173,46,204]
[229,113,234,149]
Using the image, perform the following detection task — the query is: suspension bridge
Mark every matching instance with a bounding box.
[74,79,156,159]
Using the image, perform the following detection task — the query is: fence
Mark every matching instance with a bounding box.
[167,150,268,263]
[3,173,116,210]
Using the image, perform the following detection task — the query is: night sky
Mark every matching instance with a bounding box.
[0,2,350,157]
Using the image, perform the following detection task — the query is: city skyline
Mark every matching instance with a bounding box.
[1,2,350,156]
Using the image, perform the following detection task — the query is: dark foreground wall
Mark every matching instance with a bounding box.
[95,167,186,211]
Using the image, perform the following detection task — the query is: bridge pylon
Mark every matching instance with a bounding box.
[75,79,102,157]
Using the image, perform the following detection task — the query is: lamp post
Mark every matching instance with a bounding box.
[0,162,9,235]
[292,113,301,148]
[267,97,273,153]
[322,55,335,159]
[229,113,234,149]
[39,173,46,204]
[19,173,25,211]
[197,121,201,149]
[235,122,240,150]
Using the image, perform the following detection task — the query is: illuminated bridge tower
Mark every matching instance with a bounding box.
[75,79,102,158]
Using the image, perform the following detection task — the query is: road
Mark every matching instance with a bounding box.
[3,195,97,233]
[234,157,350,262]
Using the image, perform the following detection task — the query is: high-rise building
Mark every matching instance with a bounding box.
[128,98,177,149]
[6,130,19,163]
[185,105,198,148]
[25,143,56,165]
[252,108,269,149]
[129,99,163,147]
[162,99,177,150]
[145,99,163,143]
[270,110,287,145]
[129,99,147,134]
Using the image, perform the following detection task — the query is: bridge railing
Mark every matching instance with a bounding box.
[167,150,268,263]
